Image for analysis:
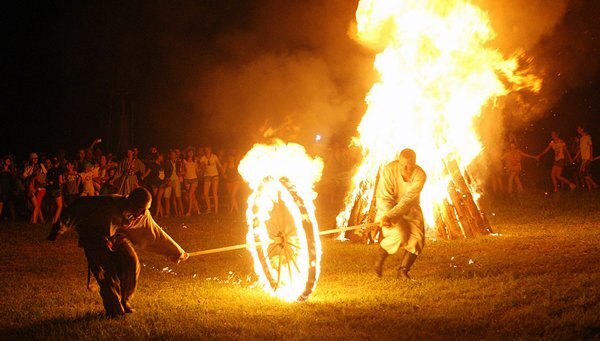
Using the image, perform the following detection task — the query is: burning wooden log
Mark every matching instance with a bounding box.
[433,205,448,239]
[446,182,475,238]
[440,199,463,240]
[342,159,493,242]
[445,159,493,237]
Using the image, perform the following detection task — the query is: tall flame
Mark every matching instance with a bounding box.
[239,140,323,301]
[338,0,541,228]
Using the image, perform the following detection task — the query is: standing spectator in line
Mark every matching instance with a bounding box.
[79,162,97,196]
[131,147,146,187]
[200,147,224,214]
[536,131,577,192]
[23,153,47,224]
[576,125,598,191]
[568,136,582,189]
[57,149,68,169]
[85,148,95,165]
[503,142,537,194]
[63,161,81,206]
[46,158,65,224]
[183,148,200,216]
[216,149,226,165]
[93,146,103,164]
[0,156,18,221]
[223,153,241,213]
[75,149,87,173]
[95,155,111,195]
[164,150,183,217]
[142,153,166,217]
[216,148,227,207]
[106,152,119,169]
[115,149,141,196]
[146,146,159,165]
[176,148,188,210]
[43,158,53,218]
[105,168,119,195]
[82,139,102,169]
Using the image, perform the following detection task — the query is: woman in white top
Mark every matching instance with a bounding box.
[183,148,200,216]
[200,146,224,214]
[537,131,576,192]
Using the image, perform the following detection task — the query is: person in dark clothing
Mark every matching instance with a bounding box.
[0,156,18,221]
[141,154,166,217]
[46,158,65,224]
[47,187,189,318]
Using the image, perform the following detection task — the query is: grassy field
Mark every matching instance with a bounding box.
[1,192,599,340]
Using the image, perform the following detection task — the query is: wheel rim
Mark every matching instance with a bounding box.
[247,176,320,302]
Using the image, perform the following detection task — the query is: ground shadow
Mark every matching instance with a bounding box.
[2,311,106,339]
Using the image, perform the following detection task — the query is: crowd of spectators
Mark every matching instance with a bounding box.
[0,125,596,224]
[0,139,243,224]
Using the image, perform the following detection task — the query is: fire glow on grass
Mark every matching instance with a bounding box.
[239,141,323,301]
[337,0,541,228]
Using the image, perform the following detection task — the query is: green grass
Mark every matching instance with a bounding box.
[1,192,599,339]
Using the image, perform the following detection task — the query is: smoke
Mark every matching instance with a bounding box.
[181,0,375,148]
[182,0,599,149]
[470,0,600,178]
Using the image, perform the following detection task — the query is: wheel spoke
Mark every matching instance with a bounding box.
[275,253,282,289]
[287,241,301,250]
[288,247,300,273]
[277,193,285,234]
[267,243,280,258]
[283,245,294,282]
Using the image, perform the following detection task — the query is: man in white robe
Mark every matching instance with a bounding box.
[374,148,426,280]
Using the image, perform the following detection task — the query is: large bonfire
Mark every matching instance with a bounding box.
[337,0,541,238]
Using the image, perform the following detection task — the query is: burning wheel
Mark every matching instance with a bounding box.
[246,176,320,302]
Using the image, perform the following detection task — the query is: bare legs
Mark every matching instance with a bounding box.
[152,187,165,217]
[164,192,171,217]
[52,196,63,224]
[185,182,200,216]
[29,189,46,224]
[551,165,576,192]
[171,192,183,217]
[580,161,598,192]
[203,178,219,213]
[226,181,240,213]
[507,171,524,194]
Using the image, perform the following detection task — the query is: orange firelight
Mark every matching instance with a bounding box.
[337,0,541,229]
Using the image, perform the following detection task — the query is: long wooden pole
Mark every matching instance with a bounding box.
[187,223,379,257]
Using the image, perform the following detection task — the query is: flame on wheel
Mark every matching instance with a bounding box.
[246,176,320,302]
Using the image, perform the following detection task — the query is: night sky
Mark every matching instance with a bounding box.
[2,0,600,159]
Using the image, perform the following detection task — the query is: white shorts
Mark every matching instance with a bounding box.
[164,178,181,198]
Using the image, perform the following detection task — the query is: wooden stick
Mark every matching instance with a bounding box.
[187,223,379,257]
[188,242,265,257]
[318,223,379,236]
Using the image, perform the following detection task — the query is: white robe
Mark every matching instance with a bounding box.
[375,162,426,255]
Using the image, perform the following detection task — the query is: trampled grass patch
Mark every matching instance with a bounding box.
[1,192,599,339]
